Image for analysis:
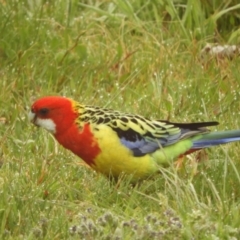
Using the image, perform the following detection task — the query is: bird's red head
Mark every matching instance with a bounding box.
[29,96,78,135]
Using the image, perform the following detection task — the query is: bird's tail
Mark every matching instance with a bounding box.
[191,130,240,149]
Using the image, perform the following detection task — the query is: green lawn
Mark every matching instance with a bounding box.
[1,0,240,239]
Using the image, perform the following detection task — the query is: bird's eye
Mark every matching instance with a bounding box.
[39,108,49,116]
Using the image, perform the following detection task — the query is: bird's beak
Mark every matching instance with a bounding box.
[28,111,37,125]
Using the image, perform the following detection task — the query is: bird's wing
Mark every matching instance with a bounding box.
[77,105,218,157]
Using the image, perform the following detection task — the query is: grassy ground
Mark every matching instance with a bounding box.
[1,0,240,239]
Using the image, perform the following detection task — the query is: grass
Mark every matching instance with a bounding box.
[1,0,240,239]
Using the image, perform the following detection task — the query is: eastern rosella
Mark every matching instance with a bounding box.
[29,96,240,181]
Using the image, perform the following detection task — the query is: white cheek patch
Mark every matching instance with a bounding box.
[35,118,56,134]
[28,111,35,122]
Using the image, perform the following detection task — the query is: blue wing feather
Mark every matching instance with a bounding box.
[119,131,182,156]
[115,122,219,157]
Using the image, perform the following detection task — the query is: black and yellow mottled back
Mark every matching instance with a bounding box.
[73,102,218,156]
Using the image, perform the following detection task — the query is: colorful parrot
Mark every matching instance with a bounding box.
[29,96,240,181]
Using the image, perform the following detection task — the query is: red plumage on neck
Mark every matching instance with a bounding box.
[55,123,101,165]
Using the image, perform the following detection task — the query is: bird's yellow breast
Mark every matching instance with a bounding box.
[90,124,158,180]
